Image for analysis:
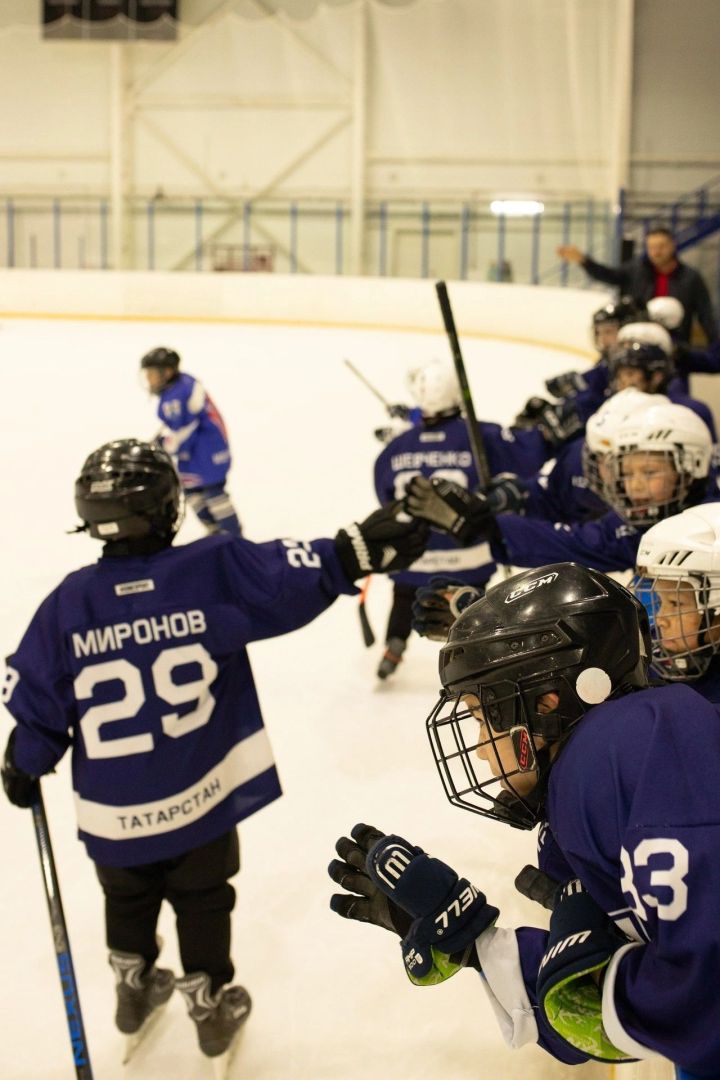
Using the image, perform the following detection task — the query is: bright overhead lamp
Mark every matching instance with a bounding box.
[490,199,545,217]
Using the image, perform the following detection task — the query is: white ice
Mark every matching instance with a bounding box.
[0,313,613,1079]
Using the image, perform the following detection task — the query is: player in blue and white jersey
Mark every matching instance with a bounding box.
[372,358,526,679]
[405,400,714,575]
[141,346,243,537]
[1,438,428,1063]
[329,563,720,1078]
[632,503,720,704]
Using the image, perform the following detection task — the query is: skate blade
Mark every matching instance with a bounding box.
[209,1023,247,1080]
[122,1002,168,1065]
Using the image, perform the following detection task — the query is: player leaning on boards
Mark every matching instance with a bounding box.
[329,563,720,1080]
[405,400,714,575]
[141,346,243,538]
[632,502,720,705]
[0,438,428,1072]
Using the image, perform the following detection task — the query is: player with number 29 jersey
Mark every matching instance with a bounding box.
[4,531,356,867]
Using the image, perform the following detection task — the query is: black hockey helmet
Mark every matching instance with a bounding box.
[607,340,674,392]
[140,346,180,371]
[592,295,645,329]
[426,562,650,828]
[75,439,182,543]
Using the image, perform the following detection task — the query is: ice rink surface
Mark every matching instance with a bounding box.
[0,314,616,1079]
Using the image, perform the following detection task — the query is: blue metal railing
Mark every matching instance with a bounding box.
[1,188,716,303]
[631,173,720,251]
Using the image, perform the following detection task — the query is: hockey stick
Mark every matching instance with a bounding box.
[434,281,492,491]
[31,786,94,1079]
[358,575,376,647]
[343,358,391,409]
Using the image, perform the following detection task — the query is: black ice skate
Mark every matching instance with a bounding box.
[377,636,406,680]
[109,950,175,1063]
[176,971,251,1078]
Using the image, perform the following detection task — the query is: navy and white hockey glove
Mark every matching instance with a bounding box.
[330,824,497,986]
[334,502,429,583]
[1,730,39,809]
[545,370,588,399]
[387,403,411,420]
[537,879,631,1062]
[487,473,528,515]
[412,576,483,641]
[405,476,495,545]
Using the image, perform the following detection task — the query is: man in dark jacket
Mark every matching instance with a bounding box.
[557,227,717,344]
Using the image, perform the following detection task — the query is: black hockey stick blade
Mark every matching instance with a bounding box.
[359,600,376,647]
[514,864,559,911]
[358,576,375,647]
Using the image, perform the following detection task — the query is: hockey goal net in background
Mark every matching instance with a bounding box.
[208,243,276,272]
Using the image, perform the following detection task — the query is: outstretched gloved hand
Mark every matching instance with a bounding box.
[329,823,498,985]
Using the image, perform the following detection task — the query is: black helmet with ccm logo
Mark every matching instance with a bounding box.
[426,563,650,828]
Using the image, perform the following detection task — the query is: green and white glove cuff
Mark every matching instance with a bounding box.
[543,962,632,1061]
[405,946,466,987]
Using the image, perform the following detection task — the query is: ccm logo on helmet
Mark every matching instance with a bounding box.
[504,572,558,604]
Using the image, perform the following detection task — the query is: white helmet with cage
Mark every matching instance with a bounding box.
[407,357,461,417]
[647,296,685,331]
[605,402,712,526]
[617,321,673,357]
[582,388,668,499]
[634,503,720,680]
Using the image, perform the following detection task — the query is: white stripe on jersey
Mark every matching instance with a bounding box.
[187,379,207,415]
[74,727,275,841]
[406,541,492,574]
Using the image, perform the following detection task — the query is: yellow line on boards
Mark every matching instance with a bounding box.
[0,308,596,360]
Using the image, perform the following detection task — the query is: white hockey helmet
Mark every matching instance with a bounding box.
[617,321,673,357]
[647,296,685,331]
[582,388,667,498]
[633,503,720,679]
[407,358,461,417]
[606,402,712,526]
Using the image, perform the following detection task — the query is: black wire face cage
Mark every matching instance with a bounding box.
[632,572,717,680]
[603,447,694,527]
[425,679,579,830]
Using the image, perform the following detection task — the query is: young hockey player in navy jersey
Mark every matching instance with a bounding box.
[141,347,243,537]
[372,358,522,679]
[0,438,427,1067]
[405,400,713,575]
[328,563,720,1079]
[632,503,720,704]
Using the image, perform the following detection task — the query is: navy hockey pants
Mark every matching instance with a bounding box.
[95,828,240,993]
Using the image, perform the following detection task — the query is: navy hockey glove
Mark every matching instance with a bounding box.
[514,397,584,449]
[334,502,429,583]
[412,576,483,641]
[405,476,495,545]
[329,823,413,937]
[487,473,528,514]
[1,730,39,809]
[367,828,497,985]
[545,370,588,399]
[537,879,631,1062]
